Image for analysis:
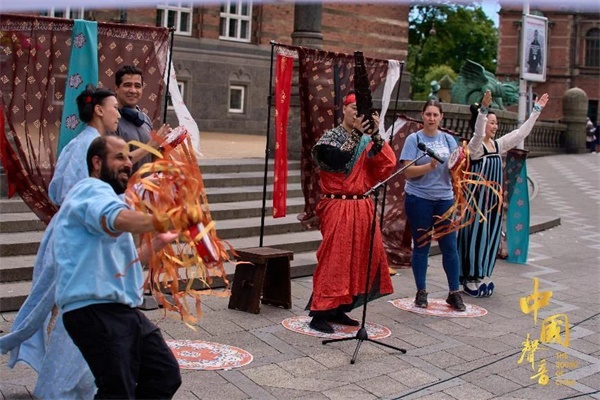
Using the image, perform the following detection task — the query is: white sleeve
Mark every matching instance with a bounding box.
[467,111,487,160]
[497,110,541,154]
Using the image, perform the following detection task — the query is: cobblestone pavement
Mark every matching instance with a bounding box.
[1,153,599,399]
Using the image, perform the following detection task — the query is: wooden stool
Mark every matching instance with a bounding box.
[228,247,293,314]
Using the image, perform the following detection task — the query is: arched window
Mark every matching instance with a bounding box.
[585,28,600,67]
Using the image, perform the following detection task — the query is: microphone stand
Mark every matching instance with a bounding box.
[322,151,429,364]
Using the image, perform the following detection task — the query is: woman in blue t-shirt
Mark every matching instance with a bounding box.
[399,100,465,312]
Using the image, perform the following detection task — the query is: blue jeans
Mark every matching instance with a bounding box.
[405,194,460,292]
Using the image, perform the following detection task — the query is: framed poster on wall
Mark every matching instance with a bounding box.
[521,14,548,82]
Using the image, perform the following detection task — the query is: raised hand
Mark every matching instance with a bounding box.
[534,93,549,109]
[149,123,171,149]
[370,112,380,135]
[154,231,179,250]
[482,90,492,108]
[353,114,366,133]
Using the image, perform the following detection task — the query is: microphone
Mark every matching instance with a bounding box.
[417,142,445,164]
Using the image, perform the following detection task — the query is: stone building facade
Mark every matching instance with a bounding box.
[497,7,600,124]
[38,3,410,136]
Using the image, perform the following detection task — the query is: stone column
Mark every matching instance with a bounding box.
[272,2,323,160]
[562,87,588,154]
[291,3,323,47]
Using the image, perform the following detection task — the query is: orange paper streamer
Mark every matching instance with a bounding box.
[417,141,503,246]
[125,134,235,328]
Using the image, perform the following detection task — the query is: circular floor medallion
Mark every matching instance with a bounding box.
[389,298,487,318]
[281,316,391,339]
[166,339,253,370]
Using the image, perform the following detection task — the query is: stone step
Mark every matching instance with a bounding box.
[0,198,307,234]
[0,215,561,284]
[0,212,46,233]
[0,231,43,257]
[0,255,37,282]
[210,198,306,221]
[0,229,321,283]
[0,182,303,209]
[0,205,312,258]
[0,214,562,268]
[227,231,322,255]
[205,183,303,203]
[0,198,32,214]
[199,158,299,174]
[0,215,564,313]
[0,249,318,313]
[215,214,311,240]
[0,281,31,313]
[201,169,301,188]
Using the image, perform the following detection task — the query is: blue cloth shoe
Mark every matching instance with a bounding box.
[486,282,494,297]
[477,283,488,297]
[463,281,479,297]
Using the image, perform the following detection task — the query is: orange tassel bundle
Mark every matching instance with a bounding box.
[125,133,233,328]
[417,141,503,246]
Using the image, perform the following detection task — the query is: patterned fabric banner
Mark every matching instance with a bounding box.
[57,19,98,156]
[504,149,530,264]
[295,47,389,228]
[380,116,422,267]
[273,53,293,218]
[0,110,17,198]
[0,14,169,224]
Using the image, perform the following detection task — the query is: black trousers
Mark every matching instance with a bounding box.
[63,303,181,399]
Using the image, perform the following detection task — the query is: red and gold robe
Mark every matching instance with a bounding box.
[311,140,396,311]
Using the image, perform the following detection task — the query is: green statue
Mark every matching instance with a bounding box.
[451,60,518,110]
[428,80,441,101]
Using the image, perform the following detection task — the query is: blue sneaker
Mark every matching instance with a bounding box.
[485,282,494,297]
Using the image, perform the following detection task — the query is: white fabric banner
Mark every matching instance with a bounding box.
[164,59,202,158]
[379,59,400,141]
[384,116,407,144]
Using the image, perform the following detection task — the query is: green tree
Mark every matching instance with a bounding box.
[408,3,497,99]
[412,65,458,101]
[424,65,457,86]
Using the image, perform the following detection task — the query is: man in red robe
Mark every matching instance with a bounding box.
[307,91,396,333]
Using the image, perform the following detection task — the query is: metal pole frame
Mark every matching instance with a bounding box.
[162,27,176,124]
[259,40,277,247]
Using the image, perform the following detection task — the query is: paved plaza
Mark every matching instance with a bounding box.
[1,146,599,399]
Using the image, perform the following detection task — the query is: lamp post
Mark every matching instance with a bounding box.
[517,0,530,149]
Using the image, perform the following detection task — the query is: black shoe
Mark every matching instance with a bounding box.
[309,316,335,334]
[329,312,359,327]
[446,291,466,312]
[415,289,428,308]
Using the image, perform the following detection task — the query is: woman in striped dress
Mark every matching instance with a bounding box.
[458,91,549,297]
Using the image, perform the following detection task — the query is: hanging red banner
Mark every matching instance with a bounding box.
[273,53,293,218]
